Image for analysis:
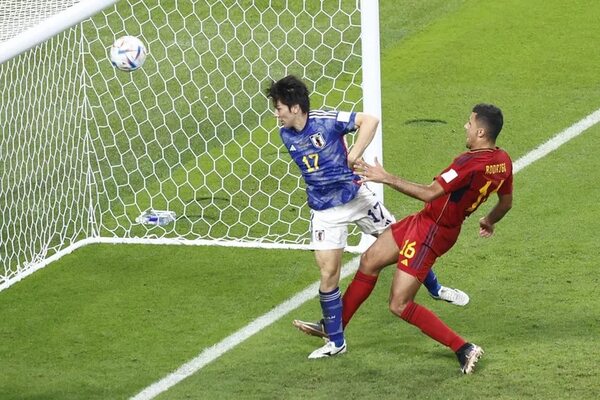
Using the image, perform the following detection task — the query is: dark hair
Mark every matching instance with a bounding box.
[265,75,310,114]
[472,103,503,140]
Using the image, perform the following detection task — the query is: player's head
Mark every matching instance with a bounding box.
[464,103,504,149]
[472,103,503,140]
[266,75,310,114]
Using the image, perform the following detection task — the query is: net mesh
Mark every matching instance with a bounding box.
[0,0,82,42]
[0,26,91,284]
[1,0,367,287]
[84,0,364,243]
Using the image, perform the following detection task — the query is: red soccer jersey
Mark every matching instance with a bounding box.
[422,147,513,228]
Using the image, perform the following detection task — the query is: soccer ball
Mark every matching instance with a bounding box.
[109,35,147,72]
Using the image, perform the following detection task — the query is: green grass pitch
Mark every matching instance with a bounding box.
[1,0,600,399]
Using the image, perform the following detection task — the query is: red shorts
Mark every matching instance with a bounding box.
[391,213,460,281]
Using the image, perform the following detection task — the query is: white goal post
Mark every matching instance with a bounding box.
[0,0,384,291]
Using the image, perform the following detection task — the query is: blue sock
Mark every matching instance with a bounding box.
[319,287,344,347]
[423,270,442,297]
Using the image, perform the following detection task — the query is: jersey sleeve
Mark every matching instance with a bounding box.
[335,111,357,135]
[434,158,472,194]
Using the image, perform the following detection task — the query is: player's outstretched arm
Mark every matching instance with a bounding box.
[479,193,513,237]
[355,157,445,202]
[347,112,379,168]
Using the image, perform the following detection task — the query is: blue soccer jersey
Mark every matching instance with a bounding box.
[280,110,361,210]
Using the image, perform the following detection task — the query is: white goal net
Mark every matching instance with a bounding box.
[0,0,382,289]
[0,0,83,42]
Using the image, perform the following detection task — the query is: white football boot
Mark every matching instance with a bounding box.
[430,286,470,306]
[307,340,347,359]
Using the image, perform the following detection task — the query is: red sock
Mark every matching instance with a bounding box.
[342,270,378,328]
[400,301,466,352]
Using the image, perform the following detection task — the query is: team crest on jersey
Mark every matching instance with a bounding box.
[315,230,325,241]
[309,132,326,148]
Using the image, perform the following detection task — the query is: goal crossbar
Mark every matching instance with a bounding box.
[0,0,118,65]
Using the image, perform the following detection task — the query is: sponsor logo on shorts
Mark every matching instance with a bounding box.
[315,230,325,241]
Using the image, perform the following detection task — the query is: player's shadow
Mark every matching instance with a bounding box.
[404,118,447,125]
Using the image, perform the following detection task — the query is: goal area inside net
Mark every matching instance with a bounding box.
[0,0,383,290]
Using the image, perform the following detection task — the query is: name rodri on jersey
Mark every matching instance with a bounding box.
[280,110,360,210]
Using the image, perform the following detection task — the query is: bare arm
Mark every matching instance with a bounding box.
[347,112,379,168]
[479,193,512,237]
[355,158,445,203]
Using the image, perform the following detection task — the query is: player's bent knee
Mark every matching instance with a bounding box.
[358,251,380,275]
[388,299,409,318]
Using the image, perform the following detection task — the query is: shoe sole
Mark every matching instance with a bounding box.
[292,320,328,339]
[461,346,484,374]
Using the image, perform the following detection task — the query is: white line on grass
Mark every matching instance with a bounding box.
[512,108,600,173]
[130,108,600,400]
[130,258,361,400]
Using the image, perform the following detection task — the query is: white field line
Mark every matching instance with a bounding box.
[512,108,600,173]
[130,108,600,400]
[130,258,361,400]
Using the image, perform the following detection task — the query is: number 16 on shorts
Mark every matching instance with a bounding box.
[398,239,416,267]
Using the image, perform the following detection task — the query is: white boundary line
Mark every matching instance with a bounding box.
[130,108,600,400]
[513,108,600,173]
[130,258,360,400]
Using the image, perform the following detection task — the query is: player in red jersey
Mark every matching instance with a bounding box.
[346,103,513,374]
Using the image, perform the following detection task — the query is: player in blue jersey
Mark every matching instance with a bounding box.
[266,75,468,358]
